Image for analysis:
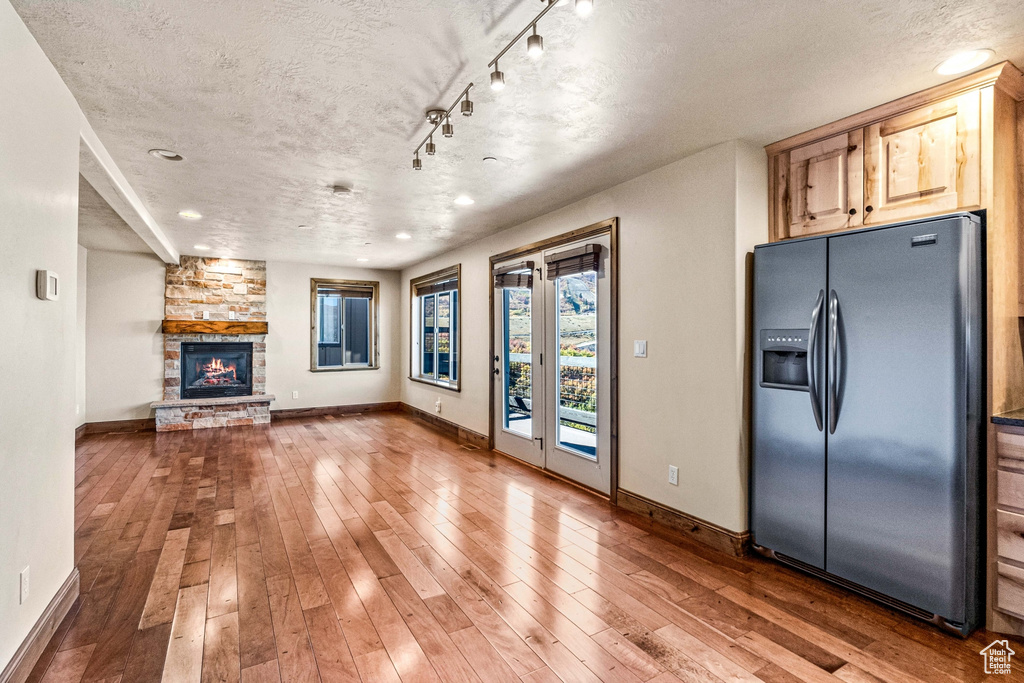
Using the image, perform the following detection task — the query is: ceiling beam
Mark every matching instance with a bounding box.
[78,113,179,264]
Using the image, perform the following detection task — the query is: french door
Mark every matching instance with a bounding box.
[492,233,612,495]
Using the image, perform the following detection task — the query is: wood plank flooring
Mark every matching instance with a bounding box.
[26,411,1018,682]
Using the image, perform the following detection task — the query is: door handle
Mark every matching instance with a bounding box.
[828,290,840,434]
[534,437,544,450]
[807,290,825,432]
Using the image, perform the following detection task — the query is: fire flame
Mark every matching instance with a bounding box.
[197,357,238,385]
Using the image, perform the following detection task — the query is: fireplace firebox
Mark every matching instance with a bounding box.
[180,342,254,399]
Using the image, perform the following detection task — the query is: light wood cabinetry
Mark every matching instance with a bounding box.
[994,427,1024,629]
[774,131,863,237]
[863,92,981,224]
[766,62,1024,636]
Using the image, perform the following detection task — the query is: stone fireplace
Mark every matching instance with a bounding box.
[152,256,274,431]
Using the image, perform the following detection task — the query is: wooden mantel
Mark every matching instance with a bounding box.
[161,320,268,335]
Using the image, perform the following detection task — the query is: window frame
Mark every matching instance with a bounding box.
[409,264,461,392]
[309,278,381,372]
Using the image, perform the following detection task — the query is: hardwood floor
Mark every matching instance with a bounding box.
[26,411,1014,682]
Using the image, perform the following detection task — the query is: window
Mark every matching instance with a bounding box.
[411,265,460,390]
[311,279,379,371]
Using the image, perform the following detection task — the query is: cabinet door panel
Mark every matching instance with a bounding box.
[777,131,864,238]
[864,92,981,224]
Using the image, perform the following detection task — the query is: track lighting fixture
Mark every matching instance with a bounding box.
[411,0,595,169]
[411,83,474,169]
[527,26,544,59]
[491,63,506,91]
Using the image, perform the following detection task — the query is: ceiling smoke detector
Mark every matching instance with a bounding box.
[332,185,353,195]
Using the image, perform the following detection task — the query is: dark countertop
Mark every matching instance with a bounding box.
[992,409,1024,427]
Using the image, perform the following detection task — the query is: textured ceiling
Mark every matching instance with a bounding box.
[13,0,1024,268]
[77,175,154,254]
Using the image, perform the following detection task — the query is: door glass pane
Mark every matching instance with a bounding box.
[344,297,370,365]
[504,288,532,437]
[437,292,451,381]
[422,294,435,378]
[450,291,459,382]
[556,271,597,458]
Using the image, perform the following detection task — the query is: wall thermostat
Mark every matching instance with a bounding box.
[36,270,59,301]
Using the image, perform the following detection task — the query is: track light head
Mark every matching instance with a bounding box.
[527,32,544,59]
[490,67,506,91]
[413,154,422,170]
[442,116,454,138]
[575,0,593,16]
[425,136,436,156]
[461,96,474,116]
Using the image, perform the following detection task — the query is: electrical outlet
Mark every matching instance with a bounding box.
[202,311,210,320]
[668,465,679,486]
[229,310,237,320]
[292,391,299,399]
[435,397,442,414]
[19,566,29,605]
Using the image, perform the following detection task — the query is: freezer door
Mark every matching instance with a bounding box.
[752,238,827,568]
[826,216,982,623]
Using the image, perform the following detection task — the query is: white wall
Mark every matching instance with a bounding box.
[0,0,80,668]
[265,261,402,410]
[76,245,88,427]
[85,249,166,422]
[401,140,767,532]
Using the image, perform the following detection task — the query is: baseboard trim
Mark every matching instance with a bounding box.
[74,424,86,442]
[272,402,401,419]
[617,489,751,557]
[0,568,80,683]
[399,404,490,450]
[82,418,156,436]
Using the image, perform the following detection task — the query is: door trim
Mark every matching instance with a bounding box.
[487,217,620,504]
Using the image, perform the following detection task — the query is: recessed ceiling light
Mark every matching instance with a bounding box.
[149,148,183,161]
[332,185,352,195]
[298,224,312,230]
[178,210,202,219]
[356,258,369,262]
[575,0,594,17]
[193,244,211,251]
[454,195,475,206]
[935,49,994,75]
[396,233,412,240]
[483,156,498,163]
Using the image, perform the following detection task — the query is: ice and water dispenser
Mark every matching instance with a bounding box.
[759,329,810,390]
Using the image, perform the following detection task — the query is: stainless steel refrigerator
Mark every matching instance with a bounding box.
[751,213,984,635]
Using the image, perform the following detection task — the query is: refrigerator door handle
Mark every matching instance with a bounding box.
[807,290,825,432]
[828,289,840,434]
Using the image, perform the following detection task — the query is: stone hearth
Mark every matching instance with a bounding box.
[152,395,274,432]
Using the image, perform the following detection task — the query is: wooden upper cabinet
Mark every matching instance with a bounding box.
[775,131,863,238]
[862,91,981,225]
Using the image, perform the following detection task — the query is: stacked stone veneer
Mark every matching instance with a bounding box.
[159,256,271,431]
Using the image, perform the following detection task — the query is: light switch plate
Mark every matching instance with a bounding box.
[634,340,647,358]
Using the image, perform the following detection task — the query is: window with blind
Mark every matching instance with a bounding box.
[410,265,461,390]
[311,279,379,371]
